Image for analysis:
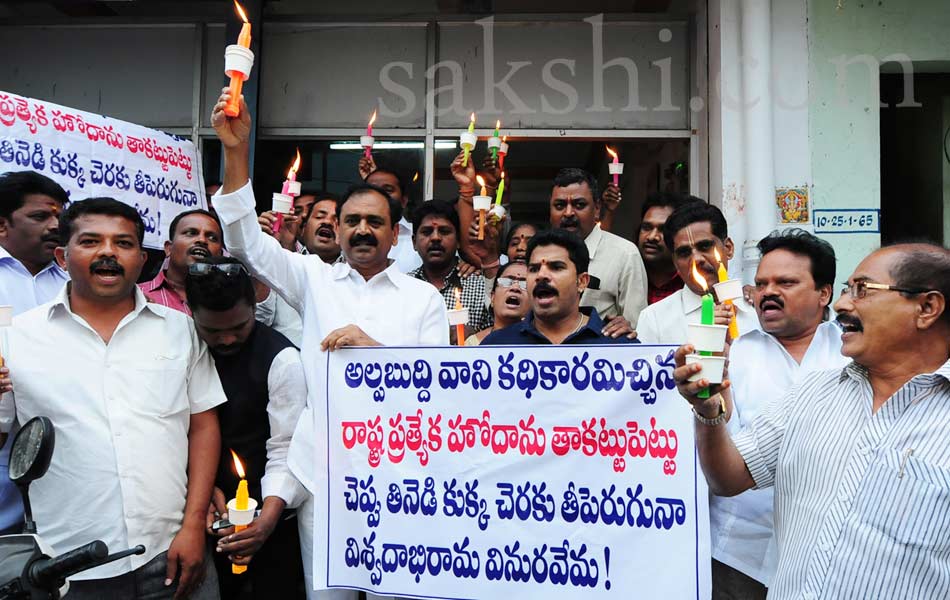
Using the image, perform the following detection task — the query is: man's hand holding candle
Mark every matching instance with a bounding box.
[358,155,378,181]
[672,343,733,420]
[212,88,251,149]
[257,210,299,250]
[451,149,477,198]
[216,496,286,566]
[0,366,10,395]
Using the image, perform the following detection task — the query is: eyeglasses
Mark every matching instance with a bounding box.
[497,277,527,290]
[840,280,927,299]
[188,262,248,277]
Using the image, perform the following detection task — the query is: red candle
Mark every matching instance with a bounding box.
[364,110,377,159]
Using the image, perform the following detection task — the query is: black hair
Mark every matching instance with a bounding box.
[525,228,590,274]
[184,256,255,313]
[757,228,837,291]
[303,191,341,222]
[0,170,69,220]
[365,156,411,199]
[167,209,221,241]
[640,191,703,220]
[504,222,540,250]
[886,243,950,324]
[58,197,145,247]
[552,168,600,205]
[412,200,459,237]
[338,183,402,226]
[662,200,727,249]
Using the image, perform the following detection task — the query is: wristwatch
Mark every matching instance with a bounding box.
[693,393,728,426]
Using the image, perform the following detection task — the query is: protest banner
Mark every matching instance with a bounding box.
[0,90,205,249]
[314,344,711,599]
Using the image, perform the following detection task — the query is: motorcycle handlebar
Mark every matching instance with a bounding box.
[28,540,108,587]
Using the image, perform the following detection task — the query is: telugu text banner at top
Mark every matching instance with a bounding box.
[0,91,206,250]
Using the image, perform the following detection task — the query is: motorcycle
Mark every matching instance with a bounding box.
[0,417,145,599]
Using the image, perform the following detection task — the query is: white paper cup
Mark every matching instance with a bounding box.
[284,180,301,196]
[686,354,726,384]
[0,306,12,327]
[487,136,501,150]
[713,278,743,302]
[224,45,254,80]
[360,135,374,148]
[489,205,507,221]
[687,323,728,353]
[608,162,624,175]
[459,131,477,149]
[499,142,509,155]
[226,497,259,526]
[272,193,293,214]
[473,195,492,211]
[447,308,469,326]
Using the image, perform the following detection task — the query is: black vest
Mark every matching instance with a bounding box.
[212,322,296,503]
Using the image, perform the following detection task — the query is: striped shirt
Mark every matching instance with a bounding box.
[733,358,950,599]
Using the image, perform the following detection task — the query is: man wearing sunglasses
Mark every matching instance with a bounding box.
[211,90,447,600]
[673,242,950,600]
[185,257,307,599]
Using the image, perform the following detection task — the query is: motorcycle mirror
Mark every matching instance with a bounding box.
[9,416,54,486]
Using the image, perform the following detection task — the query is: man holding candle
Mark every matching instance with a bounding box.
[184,256,307,599]
[673,243,950,600]
[636,201,758,344]
[0,198,225,599]
[548,168,649,332]
[140,209,225,315]
[483,229,638,345]
[211,90,446,600]
[409,200,493,339]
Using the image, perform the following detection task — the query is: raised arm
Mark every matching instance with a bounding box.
[210,89,313,312]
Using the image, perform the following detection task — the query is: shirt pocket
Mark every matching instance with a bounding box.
[123,356,190,418]
[854,448,950,552]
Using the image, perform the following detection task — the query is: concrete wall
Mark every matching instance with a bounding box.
[808,0,950,278]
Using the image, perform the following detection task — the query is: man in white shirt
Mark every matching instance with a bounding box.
[637,201,759,343]
[0,197,225,599]
[185,256,308,598]
[211,90,447,600]
[0,170,70,536]
[359,155,421,273]
[712,229,847,597]
[549,168,649,330]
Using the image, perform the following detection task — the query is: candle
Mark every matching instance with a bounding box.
[490,120,501,160]
[363,110,377,159]
[498,136,508,170]
[454,288,465,347]
[273,150,301,234]
[461,113,476,167]
[606,145,620,187]
[224,1,252,118]
[495,172,505,207]
[713,248,740,340]
[475,175,488,240]
[230,450,250,575]
[691,261,714,399]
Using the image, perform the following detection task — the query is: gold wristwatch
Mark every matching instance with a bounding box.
[692,393,728,426]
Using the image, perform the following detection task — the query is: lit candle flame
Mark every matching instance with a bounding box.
[454,287,462,309]
[502,135,507,142]
[412,171,419,182]
[690,261,709,292]
[501,171,505,179]
[287,149,301,178]
[234,0,249,23]
[495,120,501,129]
[713,247,722,264]
[368,110,377,128]
[470,113,476,124]
[475,175,485,187]
[230,449,246,479]
[605,145,618,161]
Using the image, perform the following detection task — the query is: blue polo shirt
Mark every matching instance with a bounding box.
[482,307,640,345]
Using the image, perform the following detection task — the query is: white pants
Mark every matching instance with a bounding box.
[298,492,396,600]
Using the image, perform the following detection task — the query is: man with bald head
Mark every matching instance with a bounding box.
[673,243,950,600]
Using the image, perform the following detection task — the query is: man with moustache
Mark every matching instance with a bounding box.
[0,170,69,536]
[482,229,638,345]
[140,208,224,315]
[359,154,421,272]
[709,229,848,598]
[636,201,759,343]
[0,198,225,599]
[410,200,493,338]
[185,256,307,599]
[210,89,446,600]
[637,192,695,305]
[548,168,648,330]
[673,243,950,599]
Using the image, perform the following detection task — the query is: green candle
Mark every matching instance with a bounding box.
[701,292,714,325]
[495,173,505,206]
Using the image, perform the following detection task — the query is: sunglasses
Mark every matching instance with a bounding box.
[188,262,248,277]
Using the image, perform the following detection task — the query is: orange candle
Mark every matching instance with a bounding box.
[224,1,252,118]
[454,288,465,347]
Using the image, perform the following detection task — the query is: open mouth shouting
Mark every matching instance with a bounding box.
[532,281,559,309]
[836,313,863,338]
[759,296,784,319]
[89,257,125,285]
[315,224,335,242]
[188,245,211,260]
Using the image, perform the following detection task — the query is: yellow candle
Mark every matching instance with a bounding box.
[713,249,740,340]
[231,450,249,575]
[495,173,505,206]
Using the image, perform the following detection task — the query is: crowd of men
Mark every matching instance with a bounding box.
[0,86,947,600]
